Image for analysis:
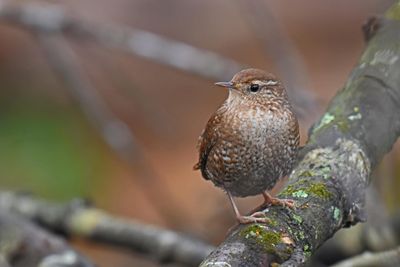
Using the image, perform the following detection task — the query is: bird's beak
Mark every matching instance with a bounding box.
[215,81,235,89]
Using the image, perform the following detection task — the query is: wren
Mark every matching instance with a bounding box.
[194,68,299,224]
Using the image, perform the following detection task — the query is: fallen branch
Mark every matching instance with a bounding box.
[0,191,214,266]
[202,3,400,267]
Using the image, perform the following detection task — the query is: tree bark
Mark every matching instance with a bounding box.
[201,2,400,267]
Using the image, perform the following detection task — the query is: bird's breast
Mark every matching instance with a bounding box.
[204,103,299,197]
[224,106,291,142]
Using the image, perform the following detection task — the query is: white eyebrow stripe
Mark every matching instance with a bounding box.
[265,80,278,85]
[252,80,263,85]
[252,80,278,86]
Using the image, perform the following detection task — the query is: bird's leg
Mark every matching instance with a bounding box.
[262,191,295,208]
[228,192,270,224]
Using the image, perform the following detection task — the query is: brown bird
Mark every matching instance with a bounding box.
[194,68,299,224]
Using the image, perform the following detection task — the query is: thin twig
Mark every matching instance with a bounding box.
[0,3,242,81]
[36,33,141,164]
[0,2,317,112]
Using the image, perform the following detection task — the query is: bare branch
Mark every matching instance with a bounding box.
[0,2,317,112]
[0,3,242,81]
[37,34,135,158]
[0,191,214,266]
[0,211,94,267]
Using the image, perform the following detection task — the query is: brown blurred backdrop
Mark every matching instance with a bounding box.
[0,0,396,266]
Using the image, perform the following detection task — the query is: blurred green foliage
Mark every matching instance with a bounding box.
[0,100,110,200]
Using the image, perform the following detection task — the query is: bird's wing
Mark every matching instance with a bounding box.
[193,112,223,180]
[193,129,205,171]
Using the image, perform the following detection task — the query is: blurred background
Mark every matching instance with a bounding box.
[0,0,398,266]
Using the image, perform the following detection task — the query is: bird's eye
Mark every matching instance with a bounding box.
[250,84,259,93]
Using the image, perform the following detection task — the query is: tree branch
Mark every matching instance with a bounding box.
[0,2,242,81]
[201,3,400,267]
[331,247,400,267]
[0,211,94,267]
[0,191,214,266]
[313,187,399,264]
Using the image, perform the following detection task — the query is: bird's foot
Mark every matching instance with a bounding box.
[269,197,295,208]
[237,211,270,224]
[263,192,295,209]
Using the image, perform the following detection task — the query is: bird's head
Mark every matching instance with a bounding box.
[215,68,288,103]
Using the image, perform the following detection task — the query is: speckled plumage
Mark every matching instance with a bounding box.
[195,69,299,200]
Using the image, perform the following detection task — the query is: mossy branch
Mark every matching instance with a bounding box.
[201,2,400,266]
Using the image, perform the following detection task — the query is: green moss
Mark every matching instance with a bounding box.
[318,107,352,133]
[318,165,332,179]
[311,99,361,135]
[300,170,314,177]
[297,231,305,240]
[292,190,308,198]
[269,218,279,227]
[313,113,335,132]
[287,227,293,235]
[386,2,400,20]
[308,183,333,199]
[336,119,350,132]
[284,245,294,256]
[292,214,303,224]
[240,225,282,254]
[280,181,332,200]
[304,251,312,258]
[333,207,341,221]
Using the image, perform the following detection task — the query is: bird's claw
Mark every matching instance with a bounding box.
[273,198,295,209]
[265,196,296,209]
